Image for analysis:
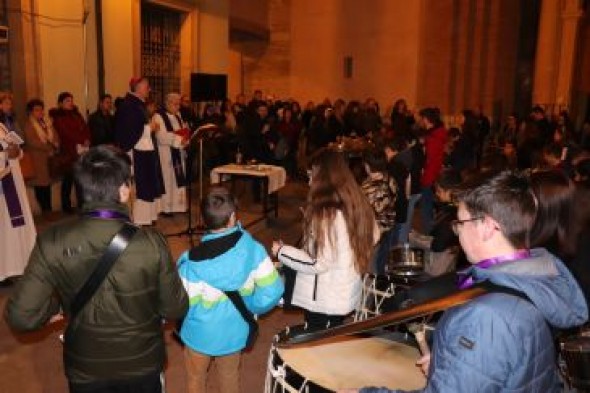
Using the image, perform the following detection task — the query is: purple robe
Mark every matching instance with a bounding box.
[114,93,164,202]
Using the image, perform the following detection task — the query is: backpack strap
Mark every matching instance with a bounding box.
[224,290,259,350]
[69,223,139,320]
[475,280,533,304]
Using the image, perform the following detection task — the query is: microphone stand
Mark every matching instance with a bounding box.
[165,124,217,244]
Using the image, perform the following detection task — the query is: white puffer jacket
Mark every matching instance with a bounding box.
[277,211,379,316]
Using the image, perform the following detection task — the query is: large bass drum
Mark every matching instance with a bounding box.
[265,325,426,393]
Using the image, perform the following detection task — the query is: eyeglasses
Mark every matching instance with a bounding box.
[451,217,484,235]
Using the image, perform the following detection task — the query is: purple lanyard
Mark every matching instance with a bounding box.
[457,249,532,289]
[84,209,130,221]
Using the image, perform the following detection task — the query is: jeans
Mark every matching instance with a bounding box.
[372,227,397,275]
[420,186,435,234]
[397,193,422,244]
[184,348,241,393]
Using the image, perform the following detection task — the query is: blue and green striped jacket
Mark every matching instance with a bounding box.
[177,223,284,356]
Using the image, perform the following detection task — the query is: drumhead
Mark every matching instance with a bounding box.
[276,334,426,391]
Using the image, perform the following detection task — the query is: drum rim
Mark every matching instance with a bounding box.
[273,324,418,348]
[387,267,424,276]
[388,261,424,268]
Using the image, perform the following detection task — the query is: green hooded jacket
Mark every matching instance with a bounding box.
[4,202,188,385]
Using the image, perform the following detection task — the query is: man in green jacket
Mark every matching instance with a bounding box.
[5,146,188,393]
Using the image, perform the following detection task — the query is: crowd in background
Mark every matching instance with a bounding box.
[3,86,590,213]
[2,85,590,284]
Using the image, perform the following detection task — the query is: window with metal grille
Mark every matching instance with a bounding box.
[0,0,11,92]
[141,2,181,107]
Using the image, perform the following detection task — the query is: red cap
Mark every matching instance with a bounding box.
[129,76,145,92]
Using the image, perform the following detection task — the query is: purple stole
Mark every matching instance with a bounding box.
[1,156,25,228]
[158,110,186,188]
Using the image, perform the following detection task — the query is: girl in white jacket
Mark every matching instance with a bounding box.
[272,150,379,328]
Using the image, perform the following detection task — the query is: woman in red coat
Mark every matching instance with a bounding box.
[418,107,448,234]
[49,92,90,213]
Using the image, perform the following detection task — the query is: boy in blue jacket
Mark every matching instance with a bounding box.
[177,186,284,393]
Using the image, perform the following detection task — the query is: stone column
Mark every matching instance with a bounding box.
[555,0,584,109]
[7,0,43,114]
[196,0,229,74]
[532,0,561,106]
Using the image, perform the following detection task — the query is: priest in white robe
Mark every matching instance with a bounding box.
[0,123,36,282]
[153,93,188,215]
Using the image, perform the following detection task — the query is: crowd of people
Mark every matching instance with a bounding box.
[1,79,590,393]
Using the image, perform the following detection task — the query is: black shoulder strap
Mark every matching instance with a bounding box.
[475,280,533,304]
[69,223,139,320]
[224,290,259,349]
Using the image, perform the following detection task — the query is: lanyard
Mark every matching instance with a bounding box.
[84,209,130,221]
[457,249,532,289]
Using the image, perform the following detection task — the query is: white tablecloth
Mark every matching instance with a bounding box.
[210,164,287,194]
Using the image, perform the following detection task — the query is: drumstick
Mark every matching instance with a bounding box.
[408,323,430,356]
[278,285,489,348]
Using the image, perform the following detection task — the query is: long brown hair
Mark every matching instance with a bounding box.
[304,150,376,274]
[529,170,576,260]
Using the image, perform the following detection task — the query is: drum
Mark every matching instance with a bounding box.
[355,274,398,321]
[387,245,424,276]
[561,333,590,390]
[265,326,427,393]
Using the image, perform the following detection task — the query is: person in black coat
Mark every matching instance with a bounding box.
[390,99,415,140]
[384,138,410,244]
[88,94,115,146]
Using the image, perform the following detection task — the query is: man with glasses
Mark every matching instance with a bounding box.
[342,170,588,393]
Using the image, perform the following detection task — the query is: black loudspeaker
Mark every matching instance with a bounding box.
[190,73,227,102]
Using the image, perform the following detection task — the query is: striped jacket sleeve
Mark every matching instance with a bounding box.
[277,244,331,274]
[244,252,284,315]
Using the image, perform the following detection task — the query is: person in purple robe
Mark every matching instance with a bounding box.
[114,77,164,225]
